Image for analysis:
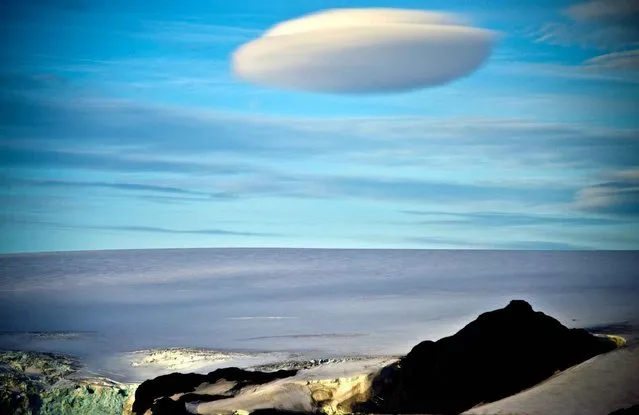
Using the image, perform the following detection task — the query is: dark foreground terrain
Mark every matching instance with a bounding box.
[133,300,621,415]
[2,300,631,415]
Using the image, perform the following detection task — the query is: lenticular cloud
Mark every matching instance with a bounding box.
[232,8,497,93]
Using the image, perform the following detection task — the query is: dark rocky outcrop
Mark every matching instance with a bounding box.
[357,300,618,415]
[148,397,188,415]
[249,409,314,415]
[610,404,639,415]
[150,394,230,415]
[132,367,297,415]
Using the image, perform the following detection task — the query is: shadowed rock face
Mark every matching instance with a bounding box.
[150,394,230,415]
[609,405,639,415]
[132,367,297,415]
[249,410,312,415]
[358,300,618,415]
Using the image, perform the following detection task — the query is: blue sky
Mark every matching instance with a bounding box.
[1,0,638,252]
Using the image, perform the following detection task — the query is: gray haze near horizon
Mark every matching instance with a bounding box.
[1,249,638,362]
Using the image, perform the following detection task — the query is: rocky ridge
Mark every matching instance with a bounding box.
[0,350,136,415]
[357,300,619,414]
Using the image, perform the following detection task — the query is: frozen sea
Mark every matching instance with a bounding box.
[1,249,638,380]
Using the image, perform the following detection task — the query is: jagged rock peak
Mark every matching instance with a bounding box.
[505,299,534,312]
[358,300,618,415]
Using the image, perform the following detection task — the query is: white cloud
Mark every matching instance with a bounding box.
[232,8,497,93]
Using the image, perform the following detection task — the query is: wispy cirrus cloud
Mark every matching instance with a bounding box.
[532,0,639,50]
[584,49,639,70]
[564,0,639,23]
[402,210,623,227]
[492,56,639,84]
[402,235,590,250]
[532,22,639,50]
[0,91,637,223]
[574,169,639,217]
[293,175,573,205]
[1,81,637,251]
[2,92,638,170]
[395,209,629,250]
[4,218,281,238]
[97,225,280,237]
[139,20,261,44]
[0,146,252,176]
[4,178,237,200]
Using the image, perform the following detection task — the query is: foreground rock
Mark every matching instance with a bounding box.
[7,300,624,414]
[0,350,136,415]
[132,367,297,415]
[610,405,639,415]
[357,300,619,415]
[465,321,639,415]
[131,357,396,415]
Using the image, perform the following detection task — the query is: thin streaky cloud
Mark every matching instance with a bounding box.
[5,219,283,238]
[8,178,237,200]
[403,236,590,250]
[492,61,639,84]
[108,226,281,237]
[564,0,639,22]
[138,20,262,44]
[3,93,638,170]
[0,147,254,175]
[401,210,624,227]
[532,1,639,50]
[574,181,639,217]
[226,316,298,320]
[143,20,262,36]
[584,49,639,70]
